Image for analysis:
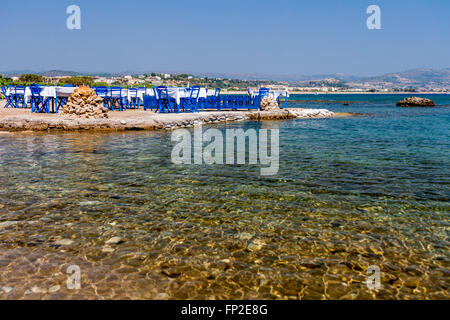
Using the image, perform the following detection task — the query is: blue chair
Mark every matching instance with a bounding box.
[252,95,263,110]
[223,95,233,110]
[180,86,200,113]
[56,87,72,111]
[108,87,126,111]
[64,84,74,87]
[143,88,158,111]
[231,95,238,111]
[127,88,139,109]
[248,89,263,109]
[1,86,14,108]
[212,88,221,109]
[94,86,109,108]
[29,84,50,113]
[203,88,220,110]
[236,95,243,109]
[14,86,27,108]
[155,86,177,113]
[137,87,147,108]
[259,87,270,98]
[198,89,207,111]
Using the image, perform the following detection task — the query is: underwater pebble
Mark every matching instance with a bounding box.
[369,247,383,256]
[0,221,18,229]
[156,293,169,299]
[2,286,13,293]
[247,238,265,252]
[48,285,61,293]
[102,245,115,253]
[331,221,341,228]
[106,237,123,245]
[79,200,100,206]
[31,286,47,294]
[55,239,74,246]
[238,233,254,241]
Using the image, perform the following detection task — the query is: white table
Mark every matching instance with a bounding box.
[249,90,289,100]
[6,86,75,103]
[6,86,216,106]
[141,87,211,105]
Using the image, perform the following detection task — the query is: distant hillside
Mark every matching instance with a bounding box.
[193,68,449,89]
[357,68,450,88]
[191,72,358,82]
[41,70,83,77]
[1,67,448,89]
[1,70,115,78]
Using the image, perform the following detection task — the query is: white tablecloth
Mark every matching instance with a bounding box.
[6,86,75,103]
[250,90,289,100]
[6,86,216,105]
[140,88,211,105]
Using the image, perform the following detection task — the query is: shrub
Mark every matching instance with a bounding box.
[91,82,110,87]
[19,74,44,83]
[58,76,94,87]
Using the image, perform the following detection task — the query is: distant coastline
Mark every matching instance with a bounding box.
[221,91,449,95]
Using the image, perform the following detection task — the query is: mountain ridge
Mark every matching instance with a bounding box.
[2,68,449,89]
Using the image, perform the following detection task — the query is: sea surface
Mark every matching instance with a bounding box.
[0,94,448,299]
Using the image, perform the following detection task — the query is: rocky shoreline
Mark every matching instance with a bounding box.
[0,108,356,132]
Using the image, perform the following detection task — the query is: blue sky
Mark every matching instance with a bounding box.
[0,0,449,76]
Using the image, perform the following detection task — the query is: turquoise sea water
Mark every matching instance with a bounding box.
[0,94,448,299]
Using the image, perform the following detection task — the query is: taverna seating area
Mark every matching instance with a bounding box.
[1,85,289,114]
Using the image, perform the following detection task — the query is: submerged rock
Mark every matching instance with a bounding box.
[31,286,47,294]
[397,97,435,107]
[106,236,123,245]
[247,238,266,252]
[55,239,74,246]
[48,285,61,293]
[102,245,115,253]
[0,221,18,229]
[2,286,13,293]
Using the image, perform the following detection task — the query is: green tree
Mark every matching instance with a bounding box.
[58,76,94,86]
[91,82,110,87]
[19,74,44,83]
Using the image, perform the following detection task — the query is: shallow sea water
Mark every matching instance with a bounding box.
[0,94,448,299]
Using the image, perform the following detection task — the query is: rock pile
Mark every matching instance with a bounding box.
[397,97,435,107]
[260,97,280,111]
[288,109,335,118]
[62,86,109,118]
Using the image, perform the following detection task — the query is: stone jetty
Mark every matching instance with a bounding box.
[0,100,357,132]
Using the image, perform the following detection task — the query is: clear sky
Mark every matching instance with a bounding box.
[0,0,449,76]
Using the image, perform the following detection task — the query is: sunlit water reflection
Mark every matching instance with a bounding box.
[0,94,449,299]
